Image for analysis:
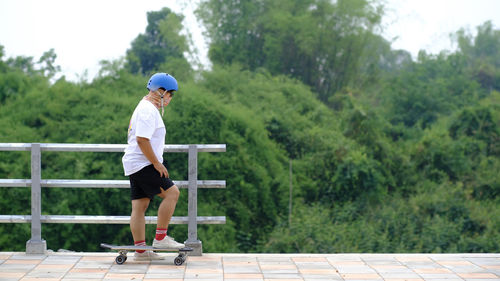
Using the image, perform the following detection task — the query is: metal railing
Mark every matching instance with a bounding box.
[0,143,226,255]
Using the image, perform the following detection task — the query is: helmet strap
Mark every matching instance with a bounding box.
[156,90,165,117]
[160,95,164,116]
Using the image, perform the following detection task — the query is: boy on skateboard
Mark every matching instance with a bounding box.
[122,73,185,261]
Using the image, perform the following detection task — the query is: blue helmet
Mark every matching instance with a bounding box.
[147,73,178,92]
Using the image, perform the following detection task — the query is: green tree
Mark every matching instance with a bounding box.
[381,52,483,129]
[37,49,61,79]
[197,0,384,103]
[456,21,500,91]
[126,7,192,78]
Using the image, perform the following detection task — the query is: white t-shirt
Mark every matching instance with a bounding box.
[122,99,166,176]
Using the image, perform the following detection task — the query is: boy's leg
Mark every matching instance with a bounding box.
[130,198,150,242]
[156,185,180,229]
[152,185,185,249]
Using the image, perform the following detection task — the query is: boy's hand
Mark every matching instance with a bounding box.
[153,162,169,178]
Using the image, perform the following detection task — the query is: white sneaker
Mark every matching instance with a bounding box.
[133,250,165,261]
[152,236,185,249]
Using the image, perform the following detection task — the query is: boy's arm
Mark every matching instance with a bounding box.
[136,136,169,178]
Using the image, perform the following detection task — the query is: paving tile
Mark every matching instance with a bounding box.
[10,254,46,260]
[417,273,462,279]
[0,272,26,278]
[405,263,445,269]
[34,263,73,270]
[187,260,222,268]
[413,268,453,274]
[61,279,108,281]
[262,273,303,279]
[335,265,377,274]
[183,279,223,281]
[224,273,264,279]
[148,264,186,273]
[458,273,500,279]
[224,256,258,262]
[224,264,262,274]
[183,279,224,281]
[482,265,500,270]
[362,257,398,264]
[104,273,145,280]
[396,256,433,262]
[377,272,422,279]
[260,265,298,274]
[462,279,500,281]
[259,257,292,263]
[187,256,221,262]
[380,278,423,281]
[417,279,463,281]
[224,261,259,266]
[41,256,80,265]
[186,268,223,274]
[330,261,366,266]
[302,275,343,280]
[108,263,149,274]
[365,261,402,266]
[145,273,185,279]
[24,270,68,279]
[3,259,42,265]
[299,268,340,274]
[225,279,263,281]
[341,273,382,280]
[438,260,474,266]
[261,264,298,270]
[145,274,184,281]
[21,277,61,281]
[80,256,116,262]
[446,267,489,273]
[467,258,500,265]
[369,265,412,273]
[263,279,302,281]
[0,263,38,272]
[73,259,113,269]
[327,256,363,262]
[295,262,335,270]
[183,272,223,279]
[293,257,328,263]
[68,267,108,273]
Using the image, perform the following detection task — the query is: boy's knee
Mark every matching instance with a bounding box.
[169,185,180,200]
[159,185,179,200]
[132,199,149,214]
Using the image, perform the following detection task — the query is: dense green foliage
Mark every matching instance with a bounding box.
[197,0,385,102]
[0,3,499,253]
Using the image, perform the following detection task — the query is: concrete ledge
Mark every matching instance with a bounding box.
[25,239,46,255]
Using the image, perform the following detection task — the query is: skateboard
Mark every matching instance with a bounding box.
[100,243,193,265]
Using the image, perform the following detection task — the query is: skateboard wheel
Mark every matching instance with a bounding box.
[116,255,127,265]
[174,256,184,266]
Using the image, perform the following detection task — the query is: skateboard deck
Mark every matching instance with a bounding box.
[100,243,193,265]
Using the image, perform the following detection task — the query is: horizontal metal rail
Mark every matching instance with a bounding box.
[0,215,226,225]
[0,143,226,255]
[0,179,226,189]
[0,143,226,153]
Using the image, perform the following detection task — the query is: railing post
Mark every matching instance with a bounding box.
[184,145,202,255]
[26,143,47,254]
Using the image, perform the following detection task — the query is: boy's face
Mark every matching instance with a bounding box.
[156,88,175,107]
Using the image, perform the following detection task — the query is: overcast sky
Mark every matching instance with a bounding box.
[1,0,499,82]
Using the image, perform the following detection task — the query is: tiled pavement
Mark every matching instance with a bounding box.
[0,252,499,281]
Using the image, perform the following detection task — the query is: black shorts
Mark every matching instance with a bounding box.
[129,164,175,200]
